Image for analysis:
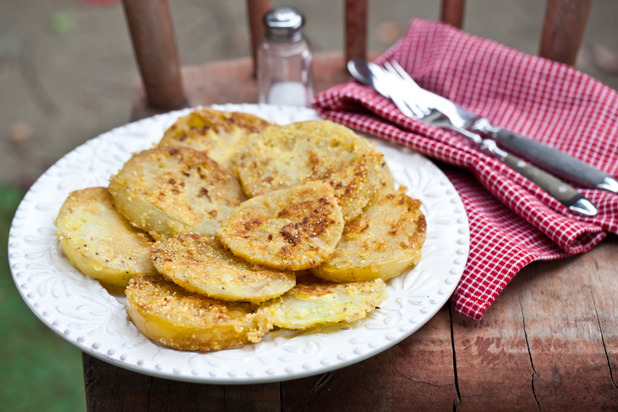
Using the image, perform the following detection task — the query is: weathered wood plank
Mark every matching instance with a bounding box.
[440,0,466,28]
[83,354,281,411]
[344,0,368,63]
[518,237,618,411]
[121,0,185,110]
[452,237,618,411]
[281,307,457,411]
[223,383,281,412]
[588,236,618,391]
[539,0,592,65]
[451,271,540,411]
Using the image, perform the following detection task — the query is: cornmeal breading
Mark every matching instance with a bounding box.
[268,276,387,330]
[125,275,274,352]
[54,187,157,291]
[236,120,391,222]
[55,108,428,355]
[217,181,344,271]
[150,234,296,303]
[158,107,272,173]
[312,186,426,282]
[109,146,246,239]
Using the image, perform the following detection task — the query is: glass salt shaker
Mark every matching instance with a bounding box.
[257,7,314,107]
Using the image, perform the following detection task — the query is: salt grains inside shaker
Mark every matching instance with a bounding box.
[257,7,314,107]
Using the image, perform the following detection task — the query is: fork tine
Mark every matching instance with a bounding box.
[382,60,395,73]
[403,96,430,119]
[384,60,432,118]
[388,61,426,95]
[382,61,402,82]
[381,61,431,118]
[389,60,418,86]
[371,65,418,118]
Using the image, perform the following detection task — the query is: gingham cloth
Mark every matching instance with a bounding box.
[313,19,618,319]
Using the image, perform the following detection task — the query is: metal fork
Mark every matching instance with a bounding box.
[382,61,431,119]
[379,60,598,216]
[382,60,496,151]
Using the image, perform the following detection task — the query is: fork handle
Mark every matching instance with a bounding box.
[501,152,597,216]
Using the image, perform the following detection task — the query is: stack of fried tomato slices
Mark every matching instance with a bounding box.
[54,108,426,352]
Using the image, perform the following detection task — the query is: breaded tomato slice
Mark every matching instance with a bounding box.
[313,187,426,282]
[109,146,246,239]
[125,275,274,352]
[151,234,295,303]
[269,276,387,330]
[54,186,157,291]
[158,107,272,173]
[217,182,344,271]
[236,120,389,222]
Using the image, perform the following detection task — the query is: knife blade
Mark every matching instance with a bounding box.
[387,60,618,193]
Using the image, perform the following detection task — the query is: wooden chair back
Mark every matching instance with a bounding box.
[121,0,592,112]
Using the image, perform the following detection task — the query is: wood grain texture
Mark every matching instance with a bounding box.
[282,308,457,411]
[539,0,592,65]
[440,0,466,28]
[518,241,618,411]
[451,280,540,411]
[246,0,271,77]
[83,353,279,412]
[121,0,185,110]
[344,0,368,63]
[588,237,618,392]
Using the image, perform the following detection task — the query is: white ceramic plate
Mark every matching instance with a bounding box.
[8,104,469,384]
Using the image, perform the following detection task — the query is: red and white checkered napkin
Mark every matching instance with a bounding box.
[313,19,618,319]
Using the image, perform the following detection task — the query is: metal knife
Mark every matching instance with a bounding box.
[386,60,618,194]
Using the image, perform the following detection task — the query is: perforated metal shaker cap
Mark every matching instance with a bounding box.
[263,7,305,42]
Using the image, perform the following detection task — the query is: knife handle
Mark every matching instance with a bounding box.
[501,152,597,216]
[487,127,610,189]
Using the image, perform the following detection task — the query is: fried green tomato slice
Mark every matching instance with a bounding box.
[150,234,296,304]
[54,187,157,291]
[236,120,390,222]
[109,146,246,239]
[216,181,344,271]
[158,107,272,173]
[125,275,274,352]
[268,276,388,330]
[312,187,426,282]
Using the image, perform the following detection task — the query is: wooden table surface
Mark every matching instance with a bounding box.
[83,55,618,411]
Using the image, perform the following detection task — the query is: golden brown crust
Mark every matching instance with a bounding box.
[125,275,274,352]
[150,234,296,303]
[312,186,426,282]
[54,186,157,291]
[57,110,428,354]
[236,120,390,222]
[217,181,344,271]
[108,146,246,239]
[159,107,272,173]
